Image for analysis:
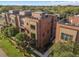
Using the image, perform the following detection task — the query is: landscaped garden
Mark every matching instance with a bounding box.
[0,32,24,57]
[49,41,79,57]
[0,25,35,57]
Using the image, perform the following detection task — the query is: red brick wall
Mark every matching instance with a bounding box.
[55,22,61,43]
[69,16,79,24]
[36,19,51,48]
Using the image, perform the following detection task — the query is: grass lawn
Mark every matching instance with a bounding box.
[0,33,24,57]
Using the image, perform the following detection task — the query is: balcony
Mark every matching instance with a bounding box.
[19,24,25,29]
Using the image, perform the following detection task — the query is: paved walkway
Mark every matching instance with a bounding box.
[42,45,53,57]
[30,36,54,57]
[30,47,43,56]
[42,36,54,57]
[0,48,7,57]
[31,45,53,57]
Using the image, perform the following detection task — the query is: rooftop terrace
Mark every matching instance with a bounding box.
[59,19,79,27]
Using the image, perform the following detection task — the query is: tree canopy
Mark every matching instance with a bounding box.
[3,26,19,37]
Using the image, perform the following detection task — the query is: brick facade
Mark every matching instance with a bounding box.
[55,16,79,43]
[3,10,57,49]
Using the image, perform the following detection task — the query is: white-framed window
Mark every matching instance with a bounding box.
[61,33,73,41]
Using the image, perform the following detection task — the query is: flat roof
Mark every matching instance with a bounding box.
[59,19,79,27]
[33,11,46,14]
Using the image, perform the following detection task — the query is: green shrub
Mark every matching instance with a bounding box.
[74,43,79,56]
[15,32,27,42]
[15,32,29,50]
[3,26,19,37]
[52,42,75,57]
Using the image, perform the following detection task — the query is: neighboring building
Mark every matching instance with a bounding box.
[69,15,79,24]
[2,10,19,27]
[55,16,79,43]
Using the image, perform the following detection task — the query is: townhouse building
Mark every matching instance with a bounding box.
[2,10,57,49]
[2,10,32,31]
[22,12,57,48]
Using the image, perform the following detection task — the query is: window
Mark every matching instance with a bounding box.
[45,15,48,18]
[27,23,28,25]
[31,33,36,39]
[21,29,25,32]
[30,25,35,30]
[61,33,73,41]
[27,30,29,33]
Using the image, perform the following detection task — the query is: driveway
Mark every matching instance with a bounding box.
[0,48,7,57]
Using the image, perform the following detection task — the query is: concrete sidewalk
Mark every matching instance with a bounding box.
[0,48,7,57]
